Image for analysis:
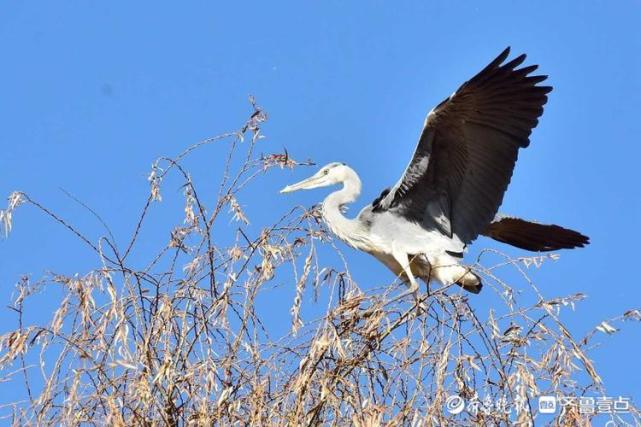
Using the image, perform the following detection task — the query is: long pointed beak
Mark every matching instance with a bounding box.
[280,175,324,193]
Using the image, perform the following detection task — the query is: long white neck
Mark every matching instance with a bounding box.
[321,168,367,249]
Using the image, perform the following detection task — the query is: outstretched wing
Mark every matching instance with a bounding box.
[374,47,551,244]
[482,215,589,251]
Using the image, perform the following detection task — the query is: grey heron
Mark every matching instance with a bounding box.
[281,48,589,298]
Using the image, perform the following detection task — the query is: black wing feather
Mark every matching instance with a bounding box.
[483,216,590,251]
[375,47,551,244]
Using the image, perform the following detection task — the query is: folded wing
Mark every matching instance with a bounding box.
[482,215,589,251]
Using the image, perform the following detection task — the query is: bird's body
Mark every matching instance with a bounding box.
[281,48,589,298]
[310,163,481,294]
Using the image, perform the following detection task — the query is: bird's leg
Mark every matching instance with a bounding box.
[390,251,423,308]
[420,254,433,298]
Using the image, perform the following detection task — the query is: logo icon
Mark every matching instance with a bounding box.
[538,396,557,414]
[445,395,465,415]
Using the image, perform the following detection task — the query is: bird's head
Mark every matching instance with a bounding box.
[280,162,349,193]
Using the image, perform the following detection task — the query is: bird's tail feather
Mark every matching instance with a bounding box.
[482,216,589,252]
[456,269,483,294]
[430,262,483,294]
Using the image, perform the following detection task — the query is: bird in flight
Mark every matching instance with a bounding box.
[281,47,589,300]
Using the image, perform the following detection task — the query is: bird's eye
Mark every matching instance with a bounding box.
[323,170,329,175]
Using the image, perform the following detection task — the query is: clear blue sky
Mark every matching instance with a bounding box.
[1,0,640,411]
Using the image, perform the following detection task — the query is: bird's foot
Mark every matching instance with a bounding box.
[388,285,426,313]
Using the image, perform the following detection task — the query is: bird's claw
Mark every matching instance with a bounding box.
[388,286,426,313]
